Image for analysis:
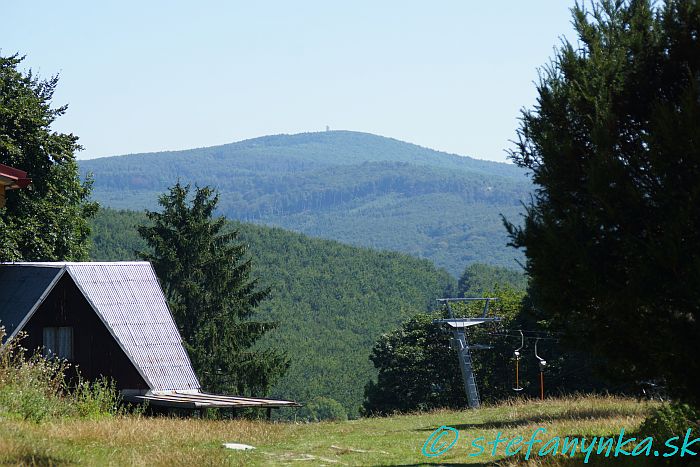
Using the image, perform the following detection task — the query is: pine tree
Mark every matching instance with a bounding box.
[505,0,700,404]
[138,182,288,396]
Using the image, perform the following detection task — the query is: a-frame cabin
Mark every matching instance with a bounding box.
[0,262,298,412]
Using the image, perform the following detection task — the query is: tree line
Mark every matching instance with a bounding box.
[6,0,700,426]
[90,206,456,417]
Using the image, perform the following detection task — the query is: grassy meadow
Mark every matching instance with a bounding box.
[0,396,661,466]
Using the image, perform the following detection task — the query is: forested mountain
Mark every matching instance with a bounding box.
[90,208,455,417]
[80,131,531,275]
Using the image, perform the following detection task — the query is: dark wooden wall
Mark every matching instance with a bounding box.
[22,274,148,391]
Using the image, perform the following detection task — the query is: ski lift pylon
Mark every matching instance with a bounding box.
[433,297,501,409]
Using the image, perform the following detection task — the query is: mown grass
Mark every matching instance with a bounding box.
[0,395,662,466]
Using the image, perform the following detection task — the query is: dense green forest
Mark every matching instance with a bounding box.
[90,208,459,417]
[81,131,531,276]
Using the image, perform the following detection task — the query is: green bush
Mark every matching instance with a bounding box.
[0,327,124,422]
[297,396,348,422]
[638,402,700,441]
[71,377,122,419]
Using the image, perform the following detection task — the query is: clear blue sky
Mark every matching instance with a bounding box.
[4,1,577,162]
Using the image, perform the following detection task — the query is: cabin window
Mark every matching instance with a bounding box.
[42,326,74,360]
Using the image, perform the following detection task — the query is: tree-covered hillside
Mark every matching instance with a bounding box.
[90,208,455,417]
[81,131,531,275]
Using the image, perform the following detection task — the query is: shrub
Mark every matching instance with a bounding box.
[0,327,123,422]
[71,377,122,419]
[638,402,700,442]
[298,396,348,422]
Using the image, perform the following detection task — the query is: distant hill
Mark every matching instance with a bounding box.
[80,131,531,275]
[90,208,455,417]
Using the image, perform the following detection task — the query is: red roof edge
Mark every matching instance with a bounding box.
[0,163,31,189]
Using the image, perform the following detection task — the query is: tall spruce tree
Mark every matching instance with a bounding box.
[138,182,288,396]
[0,54,97,260]
[505,0,700,404]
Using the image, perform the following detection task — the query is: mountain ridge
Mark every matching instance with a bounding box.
[84,130,523,178]
[80,130,531,276]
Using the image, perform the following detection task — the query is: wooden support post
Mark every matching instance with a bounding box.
[540,372,544,400]
[266,407,272,421]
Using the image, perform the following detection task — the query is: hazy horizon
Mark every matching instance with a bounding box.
[6,1,577,163]
[81,129,522,165]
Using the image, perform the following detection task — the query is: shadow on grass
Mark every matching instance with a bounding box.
[368,463,498,467]
[499,452,700,466]
[3,453,68,466]
[415,407,640,432]
[378,454,698,466]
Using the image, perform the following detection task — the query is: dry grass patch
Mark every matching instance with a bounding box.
[0,396,656,466]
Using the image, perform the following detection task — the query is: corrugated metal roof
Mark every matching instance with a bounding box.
[0,262,299,408]
[0,265,64,339]
[123,390,301,409]
[0,262,200,392]
[65,262,201,392]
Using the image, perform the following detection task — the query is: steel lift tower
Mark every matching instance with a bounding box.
[433,298,501,409]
